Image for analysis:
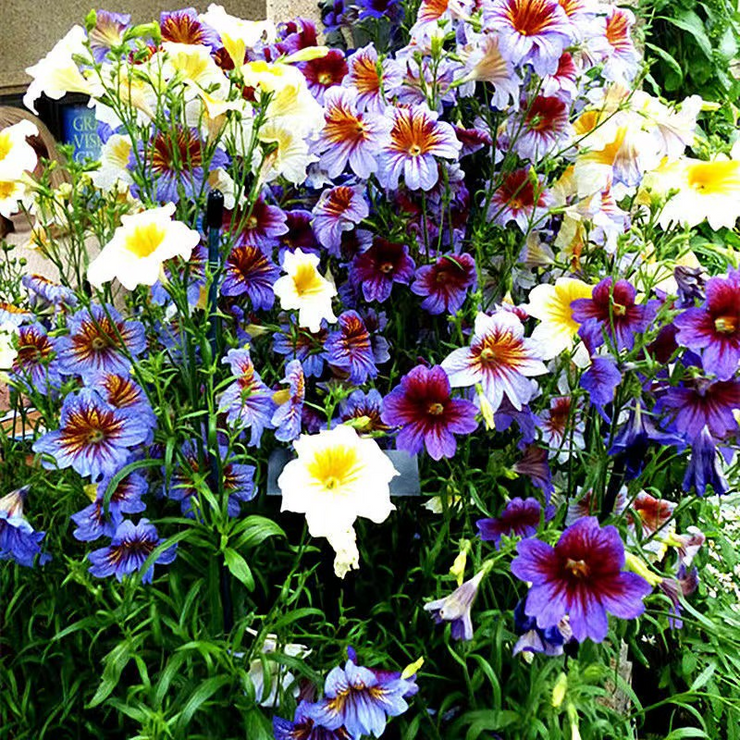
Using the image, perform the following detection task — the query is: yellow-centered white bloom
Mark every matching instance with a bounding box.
[256,121,318,186]
[644,156,740,231]
[327,527,361,579]
[278,424,398,540]
[88,203,201,290]
[0,121,39,181]
[525,278,594,359]
[162,42,228,92]
[89,134,134,190]
[272,249,337,331]
[24,26,95,114]
[0,177,34,219]
[200,5,276,68]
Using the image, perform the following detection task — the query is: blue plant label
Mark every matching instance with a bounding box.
[61,105,102,163]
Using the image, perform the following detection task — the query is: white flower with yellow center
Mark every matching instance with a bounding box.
[273,249,337,331]
[525,278,594,359]
[200,5,275,69]
[256,121,318,186]
[0,177,33,219]
[0,121,39,181]
[278,425,398,572]
[646,156,740,231]
[88,203,201,290]
[24,26,96,114]
[89,135,134,190]
[162,42,228,92]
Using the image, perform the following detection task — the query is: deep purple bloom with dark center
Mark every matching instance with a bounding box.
[219,347,275,447]
[33,390,150,481]
[511,516,652,643]
[230,198,288,249]
[57,304,146,381]
[272,360,305,442]
[325,311,378,384]
[674,272,740,380]
[477,497,546,549]
[0,486,50,567]
[571,278,654,352]
[88,518,177,583]
[683,425,729,496]
[310,658,414,738]
[350,237,415,303]
[278,209,320,261]
[221,244,280,309]
[656,378,740,442]
[513,445,553,499]
[382,365,477,460]
[357,0,399,19]
[424,568,487,641]
[71,472,148,542]
[11,323,62,394]
[273,701,351,740]
[411,252,476,315]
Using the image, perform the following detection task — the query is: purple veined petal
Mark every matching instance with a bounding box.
[526,583,568,630]
[568,589,609,643]
[441,347,480,387]
[600,572,652,620]
[511,538,556,583]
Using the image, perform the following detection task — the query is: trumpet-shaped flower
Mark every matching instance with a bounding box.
[200,4,275,67]
[477,497,546,549]
[489,168,551,231]
[24,25,95,113]
[515,95,571,162]
[0,120,39,181]
[525,277,593,359]
[278,424,397,539]
[458,31,520,110]
[11,323,62,394]
[271,359,306,442]
[442,310,547,413]
[411,252,477,316]
[273,702,351,740]
[89,134,134,190]
[349,237,415,303]
[88,204,201,290]
[0,486,49,567]
[0,177,34,219]
[88,519,177,583]
[424,567,488,640]
[33,390,150,481]
[88,11,130,61]
[382,365,478,460]
[325,311,378,384]
[312,185,369,253]
[683,425,729,496]
[511,516,652,643]
[160,7,220,48]
[378,105,462,191]
[257,120,317,185]
[273,249,337,332]
[345,43,403,114]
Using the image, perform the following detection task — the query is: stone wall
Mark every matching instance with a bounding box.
[0,0,321,95]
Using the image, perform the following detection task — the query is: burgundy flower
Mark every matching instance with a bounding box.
[301,49,349,102]
[350,237,416,303]
[228,197,288,250]
[477,497,545,549]
[221,244,280,309]
[511,516,652,643]
[324,311,378,384]
[513,444,553,499]
[278,209,320,261]
[381,365,478,460]
[674,271,740,380]
[628,491,676,537]
[571,278,655,352]
[411,253,477,315]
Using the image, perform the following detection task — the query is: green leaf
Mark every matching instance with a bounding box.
[659,11,713,58]
[645,43,684,82]
[223,548,255,590]
[88,641,133,708]
[173,675,232,732]
[231,515,285,550]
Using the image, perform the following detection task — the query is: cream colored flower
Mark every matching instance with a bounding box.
[0,177,33,219]
[163,42,228,92]
[256,121,317,186]
[89,134,134,190]
[327,527,360,579]
[0,121,39,181]
[88,203,201,290]
[278,424,398,540]
[199,5,275,69]
[24,26,95,114]
[272,248,336,331]
[525,278,594,359]
[246,632,310,707]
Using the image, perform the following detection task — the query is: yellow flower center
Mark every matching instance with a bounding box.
[565,558,589,578]
[292,263,325,297]
[307,445,362,493]
[686,160,740,194]
[715,316,737,334]
[428,402,445,416]
[87,428,105,444]
[408,144,422,157]
[0,132,11,163]
[0,181,15,199]
[612,302,627,316]
[480,347,496,362]
[125,223,167,258]
[318,72,333,86]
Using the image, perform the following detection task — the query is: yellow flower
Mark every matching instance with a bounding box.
[0,178,33,219]
[200,5,275,69]
[272,248,337,332]
[89,134,133,190]
[524,278,594,359]
[88,203,201,290]
[163,42,228,91]
[0,121,39,181]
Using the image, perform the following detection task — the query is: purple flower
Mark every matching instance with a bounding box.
[218,348,275,447]
[514,95,571,161]
[484,0,573,76]
[513,445,553,499]
[88,519,177,583]
[88,11,131,61]
[272,360,305,442]
[382,365,477,460]
[683,425,729,496]
[424,568,488,641]
[310,658,413,737]
[230,198,288,250]
[350,237,415,303]
[441,310,547,413]
[325,311,378,384]
[411,252,476,315]
[160,7,220,48]
[33,390,150,481]
[512,598,570,657]
[345,44,403,115]
[11,323,62,394]
[301,49,348,104]
[57,304,146,381]
[273,701,351,740]
[571,278,655,353]
[278,210,320,262]
[22,273,78,308]
[674,272,740,380]
[0,486,50,567]
[580,356,621,415]
[92,372,157,442]
[317,86,391,179]
[378,104,461,191]
[477,497,546,549]
[312,185,369,255]
[511,517,652,643]
[339,388,391,433]
[272,318,329,378]
[489,168,551,231]
[221,244,280,309]
[71,472,148,542]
